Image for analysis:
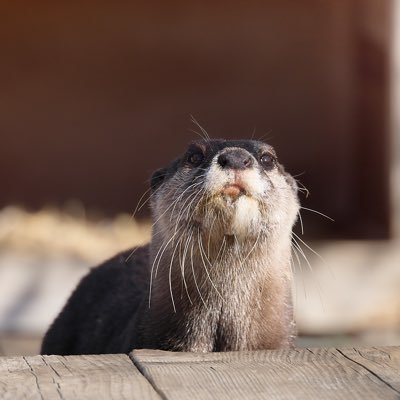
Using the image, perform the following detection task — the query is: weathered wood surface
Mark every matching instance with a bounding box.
[131,346,400,400]
[1,347,400,400]
[0,354,160,400]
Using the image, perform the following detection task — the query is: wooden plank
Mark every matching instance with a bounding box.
[131,347,400,400]
[339,347,400,393]
[0,354,161,400]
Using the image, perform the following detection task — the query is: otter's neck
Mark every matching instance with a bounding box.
[146,229,295,351]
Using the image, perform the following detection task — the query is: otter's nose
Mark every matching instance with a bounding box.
[217,149,253,170]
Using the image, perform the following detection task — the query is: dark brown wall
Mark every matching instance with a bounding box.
[0,1,392,238]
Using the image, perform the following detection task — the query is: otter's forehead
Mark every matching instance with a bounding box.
[190,139,275,160]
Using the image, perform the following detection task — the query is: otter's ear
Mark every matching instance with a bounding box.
[151,168,167,192]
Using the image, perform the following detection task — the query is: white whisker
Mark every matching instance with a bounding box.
[292,232,325,263]
[190,234,207,308]
[168,234,181,313]
[197,228,224,301]
[190,114,211,141]
[300,207,334,222]
[298,210,304,235]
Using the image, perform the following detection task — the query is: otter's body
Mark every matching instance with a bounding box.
[42,139,299,355]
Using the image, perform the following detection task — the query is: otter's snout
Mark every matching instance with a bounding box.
[217,149,253,170]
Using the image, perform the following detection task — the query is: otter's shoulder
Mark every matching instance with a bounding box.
[41,245,150,355]
[69,245,149,295]
[69,245,150,309]
[87,245,149,280]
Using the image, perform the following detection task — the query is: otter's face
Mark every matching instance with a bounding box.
[151,139,299,241]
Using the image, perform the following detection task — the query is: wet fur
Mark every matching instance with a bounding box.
[41,139,299,355]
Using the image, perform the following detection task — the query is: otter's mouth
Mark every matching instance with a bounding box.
[221,183,247,199]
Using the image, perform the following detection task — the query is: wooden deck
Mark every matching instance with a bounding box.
[1,347,399,399]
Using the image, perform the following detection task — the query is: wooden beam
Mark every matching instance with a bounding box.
[0,354,161,400]
[2,347,399,399]
[131,347,400,400]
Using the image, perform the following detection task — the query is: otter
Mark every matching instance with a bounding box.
[41,139,299,355]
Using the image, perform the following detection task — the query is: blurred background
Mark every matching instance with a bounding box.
[1,0,399,355]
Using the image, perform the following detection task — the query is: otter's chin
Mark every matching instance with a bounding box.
[230,196,261,238]
[200,194,262,239]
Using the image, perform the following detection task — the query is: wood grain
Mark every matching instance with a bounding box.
[0,354,160,400]
[1,347,399,399]
[339,347,400,393]
[131,347,400,400]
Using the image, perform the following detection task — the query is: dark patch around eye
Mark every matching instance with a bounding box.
[260,153,275,169]
[188,152,204,166]
[186,143,206,167]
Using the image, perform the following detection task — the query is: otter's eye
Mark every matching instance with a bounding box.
[188,152,204,166]
[260,153,275,169]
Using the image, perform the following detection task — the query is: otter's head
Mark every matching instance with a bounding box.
[150,139,299,244]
